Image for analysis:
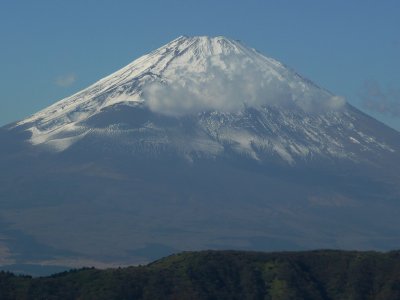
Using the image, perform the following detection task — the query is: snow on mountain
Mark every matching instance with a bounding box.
[16,36,395,162]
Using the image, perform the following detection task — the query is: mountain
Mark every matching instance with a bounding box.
[2,250,400,299]
[12,36,399,162]
[0,36,399,271]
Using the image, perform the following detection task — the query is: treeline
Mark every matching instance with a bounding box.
[1,250,400,299]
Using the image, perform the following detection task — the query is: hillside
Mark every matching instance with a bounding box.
[1,250,400,299]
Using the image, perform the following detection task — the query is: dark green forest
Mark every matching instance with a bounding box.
[1,250,400,299]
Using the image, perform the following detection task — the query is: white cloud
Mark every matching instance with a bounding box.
[143,53,345,116]
[55,73,76,87]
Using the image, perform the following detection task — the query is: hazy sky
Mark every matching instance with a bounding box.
[1,0,399,130]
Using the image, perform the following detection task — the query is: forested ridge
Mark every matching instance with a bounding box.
[1,250,400,299]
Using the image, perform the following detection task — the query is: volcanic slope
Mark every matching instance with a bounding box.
[0,36,399,270]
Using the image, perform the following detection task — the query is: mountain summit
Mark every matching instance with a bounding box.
[15,36,396,165]
[20,35,342,125]
[1,36,400,270]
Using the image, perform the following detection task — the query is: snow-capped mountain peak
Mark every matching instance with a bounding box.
[15,36,395,162]
[19,36,341,126]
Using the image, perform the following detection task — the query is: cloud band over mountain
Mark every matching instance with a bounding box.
[144,53,345,116]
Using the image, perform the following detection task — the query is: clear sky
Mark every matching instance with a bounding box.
[1,0,399,131]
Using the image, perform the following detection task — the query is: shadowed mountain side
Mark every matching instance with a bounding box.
[0,118,399,268]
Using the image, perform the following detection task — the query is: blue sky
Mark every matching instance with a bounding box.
[1,0,399,130]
